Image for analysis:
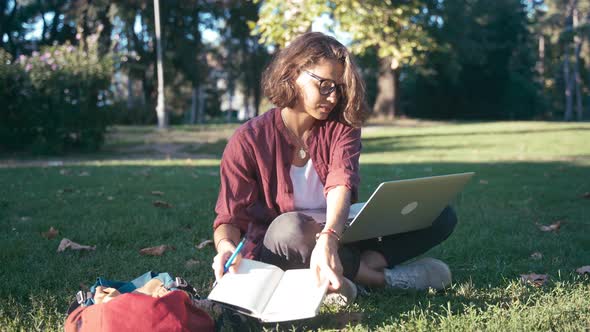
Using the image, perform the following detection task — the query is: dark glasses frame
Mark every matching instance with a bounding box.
[303,70,344,96]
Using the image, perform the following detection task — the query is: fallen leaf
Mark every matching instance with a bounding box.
[57,238,96,252]
[196,239,213,249]
[536,220,563,232]
[151,191,164,196]
[479,179,489,185]
[153,200,173,208]
[530,252,543,260]
[78,171,90,176]
[107,196,114,201]
[185,259,200,268]
[576,266,590,275]
[59,169,71,175]
[139,245,175,256]
[520,273,549,287]
[582,192,590,199]
[20,216,32,222]
[41,226,59,239]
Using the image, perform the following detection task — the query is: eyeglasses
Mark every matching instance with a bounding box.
[303,70,343,96]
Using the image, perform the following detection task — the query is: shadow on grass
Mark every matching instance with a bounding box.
[0,161,588,329]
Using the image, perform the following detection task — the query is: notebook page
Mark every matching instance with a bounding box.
[208,259,284,316]
[260,269,329,322]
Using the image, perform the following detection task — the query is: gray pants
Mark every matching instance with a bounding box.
[259,206,457,280]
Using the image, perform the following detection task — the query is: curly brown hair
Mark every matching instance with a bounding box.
[261,32,369,128]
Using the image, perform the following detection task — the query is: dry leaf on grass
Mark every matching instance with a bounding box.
[576,266,590,275]
[185,259,200,268]
[41,226,59,239]
[479,179,489,185]
[57,238,96,252]
[153,200,173,208]
[78,171,90,176]
[139,245,175,256]
[536,220,563,232]
[196,239,213,249]
[520,273,549,287]
[530,252,543,260]
[59,169,71,175]
[151,191,164,196]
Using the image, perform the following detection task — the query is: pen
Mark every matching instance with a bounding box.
[223,236,247,274]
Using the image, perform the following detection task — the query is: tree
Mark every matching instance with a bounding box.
[254,0,439,119]
[535,0,590,121]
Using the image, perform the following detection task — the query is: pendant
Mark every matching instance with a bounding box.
[299,148,307,159]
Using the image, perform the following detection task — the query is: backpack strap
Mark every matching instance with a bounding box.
[166,277,201,300]
[67,272,201,314]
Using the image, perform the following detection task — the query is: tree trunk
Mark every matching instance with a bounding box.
[537,35,544,77]
[573,7,584,121]
[563,52,573,121]
[190,85,198,124]
[153,0,167,129]
[197,85,206,124]
[127,76,134,109]
[373,57,400,119]
[226,87,234,123]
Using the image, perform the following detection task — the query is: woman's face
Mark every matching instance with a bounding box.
[293,58,344,120]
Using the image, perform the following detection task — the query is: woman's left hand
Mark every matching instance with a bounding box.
[310,234,343,291]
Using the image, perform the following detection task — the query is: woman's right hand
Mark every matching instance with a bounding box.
[211,239,242,281]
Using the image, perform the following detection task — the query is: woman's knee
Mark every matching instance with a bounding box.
[263,212,320,254]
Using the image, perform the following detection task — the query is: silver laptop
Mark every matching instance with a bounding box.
[340,172,474,243]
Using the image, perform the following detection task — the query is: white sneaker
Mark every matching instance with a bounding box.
[384,258,452,290]
[323,277,357,307]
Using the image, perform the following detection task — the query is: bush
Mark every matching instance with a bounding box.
[0,36,113,154]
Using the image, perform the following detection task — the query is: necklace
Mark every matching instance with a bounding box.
[280,110,308,159]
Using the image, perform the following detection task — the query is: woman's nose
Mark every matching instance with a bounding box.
[326,90,339,103]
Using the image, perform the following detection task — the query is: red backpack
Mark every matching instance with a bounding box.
[64,272,214,332]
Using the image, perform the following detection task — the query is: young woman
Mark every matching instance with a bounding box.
[211,32,457,303]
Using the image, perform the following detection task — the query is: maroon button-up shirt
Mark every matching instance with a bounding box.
[213,108,362,259]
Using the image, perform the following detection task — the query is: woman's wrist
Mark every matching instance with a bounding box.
[316,228,341,241]
[315,228,341,245]
[215,238,236,252]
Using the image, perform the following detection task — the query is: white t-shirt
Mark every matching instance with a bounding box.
[290,159,327,210]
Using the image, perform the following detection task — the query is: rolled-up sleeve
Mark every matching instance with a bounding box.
[324,126,362,202]
[213,130,258,233]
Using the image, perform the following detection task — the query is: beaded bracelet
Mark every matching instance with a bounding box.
[315,228,341,242]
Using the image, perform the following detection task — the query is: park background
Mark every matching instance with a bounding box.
[1,0,590,331]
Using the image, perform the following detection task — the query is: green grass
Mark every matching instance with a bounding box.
[1,121,590,331]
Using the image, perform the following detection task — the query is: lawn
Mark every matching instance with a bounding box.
[1,120,589,331]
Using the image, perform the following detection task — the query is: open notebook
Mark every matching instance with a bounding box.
[207,259,329,323]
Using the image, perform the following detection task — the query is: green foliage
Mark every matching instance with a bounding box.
[254,0,437,66]
[0,37,113,154]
